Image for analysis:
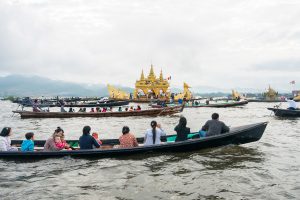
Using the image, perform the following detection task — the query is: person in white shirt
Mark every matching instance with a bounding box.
[286,98,298,110]
[144,121,166,146]
[0,127,18,151]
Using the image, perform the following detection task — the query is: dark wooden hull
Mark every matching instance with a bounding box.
[268,108,300,117]
[0,122,268,159]
[13,106,183,118]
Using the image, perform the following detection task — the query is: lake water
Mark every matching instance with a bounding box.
[0,100,299,199]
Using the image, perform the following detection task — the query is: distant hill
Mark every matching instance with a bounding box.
[0,75,109,97]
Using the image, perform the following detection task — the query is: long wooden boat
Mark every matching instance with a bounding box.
[151,100,248,108]
[187,100,248,108]
[13,105,184,118]
[267,108,300,117]
[0,122,268,159]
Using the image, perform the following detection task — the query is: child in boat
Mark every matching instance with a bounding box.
[54,136,65,149]
[92,132,102,146]
[21,132,35,152]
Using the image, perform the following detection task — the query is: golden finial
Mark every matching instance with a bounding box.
[140,70,145,80]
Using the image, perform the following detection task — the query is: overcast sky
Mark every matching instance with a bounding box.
[0,0,299,91]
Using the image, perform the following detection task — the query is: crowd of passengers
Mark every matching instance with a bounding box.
[0,113,229,152]
[33,98,142,113]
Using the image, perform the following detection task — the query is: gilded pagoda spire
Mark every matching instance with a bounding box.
[140,70,145,81]
[148,64,156,81]
[159,69,163,81]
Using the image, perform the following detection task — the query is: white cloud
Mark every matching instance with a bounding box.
[0,0,299,91]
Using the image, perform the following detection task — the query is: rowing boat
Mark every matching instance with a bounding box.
[13,105,184,118]
[0,122,268,159]
[267,108,300,117]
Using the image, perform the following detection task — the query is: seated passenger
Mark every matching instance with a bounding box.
[90,108,95,112]
[174,117,190,142]
[136,105,142,111]
[44,127,69,151]
[118,107,122,112]
[92,132,102,145]
[129,106,134,111]
[201,113,230,137]
[96,107,100,112]
[79,126,100,150]
[144,121,165,146]
[21,132,34,152]
[68,107,74,112]
[54,136,65,149]
[78,108,83,112]
[119,126,138,148]
[0,127,18,151]
[286,98,298,110]
[102,107,107,112]
[82,108,87,112]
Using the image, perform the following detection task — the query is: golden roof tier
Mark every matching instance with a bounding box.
[134,65,170,99]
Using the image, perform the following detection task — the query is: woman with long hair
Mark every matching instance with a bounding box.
[174,116,190,142]
[0,127,18,151]
[144,120,165,146]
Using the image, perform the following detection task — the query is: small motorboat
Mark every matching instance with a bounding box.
[268,108,300,117]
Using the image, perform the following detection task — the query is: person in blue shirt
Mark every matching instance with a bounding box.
[79,126,100,150]
[21,132,34,152]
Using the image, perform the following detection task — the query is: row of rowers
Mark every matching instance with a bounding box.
[0,113,229,151]
[33,105,142,113]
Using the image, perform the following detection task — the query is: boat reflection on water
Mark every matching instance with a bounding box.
[195,145,265,170]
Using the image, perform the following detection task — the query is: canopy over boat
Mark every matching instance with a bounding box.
[0,122,268,159]
[13,105,184,118]
[268,108,300,117]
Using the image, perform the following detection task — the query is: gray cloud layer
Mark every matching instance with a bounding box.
[0,0,300,91]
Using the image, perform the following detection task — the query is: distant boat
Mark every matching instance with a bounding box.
[151,100,248,108]
[268,108,300,117]
[13,105,184,118]
[0,122,268,159]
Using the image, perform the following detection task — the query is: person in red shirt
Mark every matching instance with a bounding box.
[119,126,139,148]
